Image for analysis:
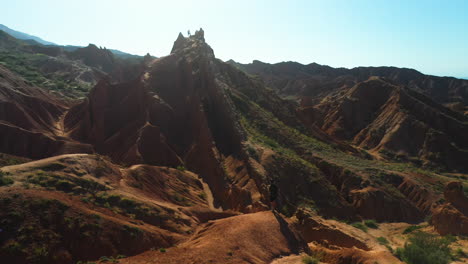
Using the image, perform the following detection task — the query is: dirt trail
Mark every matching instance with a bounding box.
[200,177,222,212]
[54,110,68,137]
[1,153,89,171]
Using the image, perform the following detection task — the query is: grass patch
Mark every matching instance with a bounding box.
[123,225,142,238]
[395,232,453,264]
[351,222,368,232]
[37,162,66,171]
[454,248,467,259]
[0,51,92,98]
[0,170,14,186]
[302,255,319,264]
[26,172,108,195]
[92,194,168,226]
[364,219,379,229]
[229,90,450,197]
[403,225,423,234]
[0,153,28,166]
[377,236,389,245]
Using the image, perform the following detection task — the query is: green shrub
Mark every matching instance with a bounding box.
[39,162,66,171]
[403,225,423,234]
[455,248,467,259]
[0,170,14,186]
[99,256,111,262]
[364,219,379,229]
[176,165,186,171]
[351,222,368,232]
[159,248,166,253]
[302,255,319,264]
[377,236,389,245]
[55,180,74,192]
[119,198,139,209]
[107,195,122,205]
[385,245,393,253]
[123,225,142,238]
[0,175,14,186]
[395,232,452,264]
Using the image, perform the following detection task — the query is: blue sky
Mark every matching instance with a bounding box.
[3,0,468,78]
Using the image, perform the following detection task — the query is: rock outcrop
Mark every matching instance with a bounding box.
[64,77,182,167]
[119,211,308,264]
[431,181,468,235]
[65,31,260,211]
[350,186,425,223]
[300,77,468,172]
[0,65,92,158]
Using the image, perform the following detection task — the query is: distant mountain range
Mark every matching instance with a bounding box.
[0,24,56,45]
[0,23,140,58]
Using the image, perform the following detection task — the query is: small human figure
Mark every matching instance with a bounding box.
[187,30,191,36]
[269,183,278,211]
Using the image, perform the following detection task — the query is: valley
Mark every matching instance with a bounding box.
[0,27,466,264]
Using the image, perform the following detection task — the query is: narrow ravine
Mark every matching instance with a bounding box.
[200,178,223,212]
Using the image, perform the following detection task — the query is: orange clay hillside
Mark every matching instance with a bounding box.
[0,29,466,264]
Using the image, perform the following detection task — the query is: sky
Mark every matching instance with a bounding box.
[3,0,468,78]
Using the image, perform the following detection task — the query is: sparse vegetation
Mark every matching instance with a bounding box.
[351,222,368,232]
[38,162,66,171]
[377,236,389,245]
[395,232,453,264]
[98,255,121,263]
[302,255,319,264]
[364,219,379,229]
[454,248,467,259]
[92,194,168,225]
[230,89,448,199]
[403,225,423,234]
[0,153,27,166]
[0,170,14,186]
[122,225,142,238]
[0,51,92,98]
[0,196,80,263]
[176,165,186,171]
[26,172,108,196]
[171,193,191,206]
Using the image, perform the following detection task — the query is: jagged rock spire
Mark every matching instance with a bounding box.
[171,32,188,54]
[193,28,205,42]
[170,28,214,58]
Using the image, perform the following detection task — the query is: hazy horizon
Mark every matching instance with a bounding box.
[3,0,468,78]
